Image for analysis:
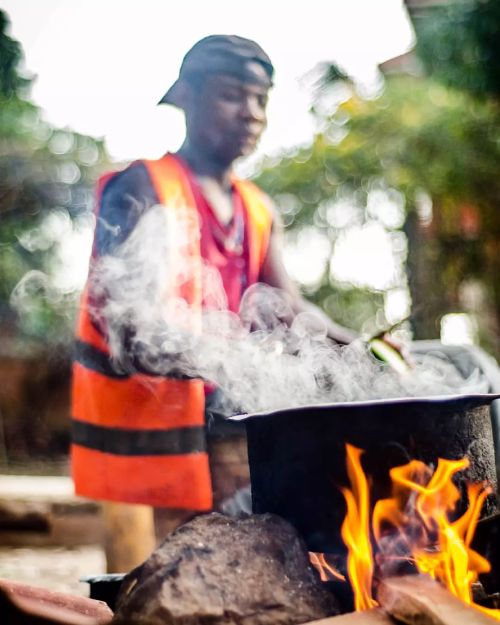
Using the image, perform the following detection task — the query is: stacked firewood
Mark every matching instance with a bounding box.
[315,575,499,624]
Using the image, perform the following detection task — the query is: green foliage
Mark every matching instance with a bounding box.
[0,11,110,348]
[315,61,352,91]
[0,10,31,97]
[259,77,500,214]
[255,76,500,350]
[310,279,386,337]
[414,0,500,100]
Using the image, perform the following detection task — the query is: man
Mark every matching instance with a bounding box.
[71,35,355,570]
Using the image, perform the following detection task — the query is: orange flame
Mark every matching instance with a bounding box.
[309,552,345,582]
[340,444,378,611]
[339,444,500,620]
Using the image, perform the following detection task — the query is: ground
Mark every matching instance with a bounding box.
[0,474,105,597]
[0,545,105,595]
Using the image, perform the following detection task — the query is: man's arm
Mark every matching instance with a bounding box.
[95,162,158,256]
[258,206,358,345]
[89,163,181,375]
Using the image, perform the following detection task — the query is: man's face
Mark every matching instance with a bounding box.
[185,67,270,165]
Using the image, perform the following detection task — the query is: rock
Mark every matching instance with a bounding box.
[113,512,339,625]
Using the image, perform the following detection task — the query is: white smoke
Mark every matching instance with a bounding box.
[88,205,488,415]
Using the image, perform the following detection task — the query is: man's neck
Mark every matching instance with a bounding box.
[176,143,236,225]
[176,144,233,189]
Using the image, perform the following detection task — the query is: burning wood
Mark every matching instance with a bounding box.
[335,444,500,621]
[378,575,499,625]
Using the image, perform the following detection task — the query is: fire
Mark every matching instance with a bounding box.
[338,444,500,620]
[309,552,345,582]
[340,444,378,611]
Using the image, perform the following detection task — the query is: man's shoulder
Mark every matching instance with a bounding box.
[95,161,159,255]
[102,161,154,201]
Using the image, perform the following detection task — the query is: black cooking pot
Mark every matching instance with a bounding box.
[233,393,499,553]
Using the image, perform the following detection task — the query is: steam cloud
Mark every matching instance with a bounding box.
[89,205,488,416]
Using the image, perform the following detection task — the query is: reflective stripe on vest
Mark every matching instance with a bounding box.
[71,154,272,509]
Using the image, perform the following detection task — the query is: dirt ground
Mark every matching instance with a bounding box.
[0,545,105,596]
[0,474,106,597]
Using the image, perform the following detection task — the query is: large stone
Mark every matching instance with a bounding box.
[113,512,339,625]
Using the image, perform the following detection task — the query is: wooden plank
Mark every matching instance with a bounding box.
[378,575,498,625]
[306,608,396,624]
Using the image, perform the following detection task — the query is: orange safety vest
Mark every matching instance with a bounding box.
[71,154,272,509]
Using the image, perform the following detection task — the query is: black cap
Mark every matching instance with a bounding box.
[158,35,274,107]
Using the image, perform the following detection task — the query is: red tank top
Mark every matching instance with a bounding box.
[176,159,252,313]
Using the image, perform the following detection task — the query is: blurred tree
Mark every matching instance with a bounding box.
[0,10,110,461]
[0,9,31,97]
[413,0,500,100]
[255,74,500,354]
[0,10,110,349]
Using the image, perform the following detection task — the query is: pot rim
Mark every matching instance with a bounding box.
[230,392,500,422]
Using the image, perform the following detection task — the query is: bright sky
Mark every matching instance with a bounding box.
[3,0,415,162]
